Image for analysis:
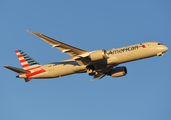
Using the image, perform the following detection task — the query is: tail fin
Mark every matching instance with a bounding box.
[15,50,41,71]
[5,50,44,82]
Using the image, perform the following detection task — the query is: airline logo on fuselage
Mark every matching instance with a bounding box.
[107,44,145,55]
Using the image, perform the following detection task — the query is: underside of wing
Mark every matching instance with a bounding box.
[27,30,90,58]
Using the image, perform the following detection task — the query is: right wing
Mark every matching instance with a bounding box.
[27,30,91,65]
[27,30,89,58]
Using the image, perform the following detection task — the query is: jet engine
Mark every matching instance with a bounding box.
[108,67,127,78]
[89,49,108,61]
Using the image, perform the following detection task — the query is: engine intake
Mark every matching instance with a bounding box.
[89,49,107,61]
[109,67,127,78]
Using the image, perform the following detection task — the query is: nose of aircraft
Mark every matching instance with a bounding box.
[161,45,168,53]
[164,45,168,52]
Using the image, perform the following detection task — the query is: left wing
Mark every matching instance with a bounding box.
[27,30,90,59]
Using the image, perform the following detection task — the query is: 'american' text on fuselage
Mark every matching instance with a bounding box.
[107,45,143,55]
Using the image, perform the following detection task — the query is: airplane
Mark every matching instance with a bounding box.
[4,30,168,82]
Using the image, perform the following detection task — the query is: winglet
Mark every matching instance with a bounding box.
[27,30,42,36]
[27,30,36,34]
[27,30,33,33]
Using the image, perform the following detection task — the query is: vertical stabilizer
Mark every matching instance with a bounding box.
[15,50,42,72]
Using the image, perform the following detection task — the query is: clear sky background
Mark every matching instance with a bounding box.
[1,0,171,120]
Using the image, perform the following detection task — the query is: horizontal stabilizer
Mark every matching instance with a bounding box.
[4,66,30,74]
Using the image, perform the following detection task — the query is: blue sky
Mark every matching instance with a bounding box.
[1,0,171,120]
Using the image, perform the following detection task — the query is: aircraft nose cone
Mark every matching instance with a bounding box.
[161,45,168,53]
[163,46,168,52]
[157,45,168,53]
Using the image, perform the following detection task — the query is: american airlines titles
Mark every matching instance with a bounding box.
[107,45,142,55]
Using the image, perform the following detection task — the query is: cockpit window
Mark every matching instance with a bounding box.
[158,43,163,45]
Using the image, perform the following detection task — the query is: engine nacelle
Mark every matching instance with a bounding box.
[109,67,127,78]
[89,49,107,61]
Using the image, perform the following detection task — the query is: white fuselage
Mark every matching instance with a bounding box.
[20,42,168,79]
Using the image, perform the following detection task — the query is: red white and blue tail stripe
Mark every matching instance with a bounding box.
[15,50,41,72]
